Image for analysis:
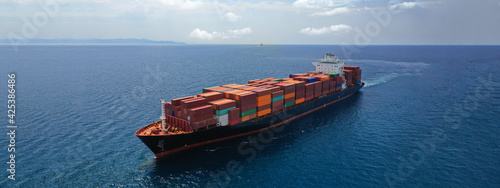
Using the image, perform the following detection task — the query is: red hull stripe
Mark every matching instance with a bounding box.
[155,92,357,158]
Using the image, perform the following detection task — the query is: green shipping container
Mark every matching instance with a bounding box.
[216,107,236,116]
[271,96,283,103]
[329,73,340,78]
[202,86,219,93]
[271,79,282,82]
[284,101,295,108]
[240,108,257,117]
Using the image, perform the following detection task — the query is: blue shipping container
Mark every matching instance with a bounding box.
[306,78,316,83]
[355,80,361,84]
[335,84,342,87]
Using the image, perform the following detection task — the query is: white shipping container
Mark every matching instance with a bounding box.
[216,114,229,126]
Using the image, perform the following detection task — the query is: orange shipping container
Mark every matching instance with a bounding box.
[295,98,305,104]
[284,92,295,99]
[257,108,271,117]
[257,98,272,107]
[241,115,250,122]
[257,94,271,101]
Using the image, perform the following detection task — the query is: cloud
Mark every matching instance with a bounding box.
[189,28,214,40]
[299,24,352,35]
[189,27,252,40]
[157,0,204,10]
[292,0,355,8]
[224,12,241,22]
[389,2,418,10]
[309,7,351,16]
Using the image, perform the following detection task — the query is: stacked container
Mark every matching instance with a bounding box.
[232,91,257,123]
[271,90,284,112]
[208,98,236,126]
[334,77,343,91]
[228,108,240,125]
[345,66,362,85]
[322,80,329,95]
[305,83,314,101]
[254,88,272,117]
[175,97,217,130]
[289,81,306,104]
[276,82,296,108]
[314,81,322,98]
[343,69,353,87]
[329,80,337,93]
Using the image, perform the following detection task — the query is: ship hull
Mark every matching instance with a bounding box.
[137,83,364,158]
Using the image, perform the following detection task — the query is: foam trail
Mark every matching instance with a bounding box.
[364,73,399,87]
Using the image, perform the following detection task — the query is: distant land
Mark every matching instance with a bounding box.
[0,38,185,45]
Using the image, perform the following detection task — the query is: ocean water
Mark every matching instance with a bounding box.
[1,45,499,187]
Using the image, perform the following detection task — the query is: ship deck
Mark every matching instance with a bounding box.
[135,121,191,136]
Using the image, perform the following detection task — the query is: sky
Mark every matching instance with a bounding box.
[1,0,499,45]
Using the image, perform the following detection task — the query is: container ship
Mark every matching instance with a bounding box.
[135,53,364,158]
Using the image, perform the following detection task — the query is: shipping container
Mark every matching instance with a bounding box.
[180,97,207,109]
[197,92,223,101]
[216,114,229,126]
[202,86,219,93]
[284,101,295,108]
[191,118,217,130]
[215,106,236,116]
[188,113,213,122]
[240,108,257,117]
[295,98,305,104]
[257,108,271,117]
[208,98,236,110]
[187,105,212,116]
[271,96,283,102]
[171,96,195,106]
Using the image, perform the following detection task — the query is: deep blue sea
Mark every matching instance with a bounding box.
[1,45,499,187]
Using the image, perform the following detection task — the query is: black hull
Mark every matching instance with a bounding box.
[137,83,364,157]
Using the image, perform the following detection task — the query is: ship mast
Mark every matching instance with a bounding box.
[160,99,167,131]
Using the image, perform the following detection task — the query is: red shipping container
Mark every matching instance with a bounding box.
[237,92,256,101]
[240,103,256,112]
[344,66,359,70]
[197,92,223,101]
[205,87,230,93]
[272,103,284,111]
[171,96,195,106]
[209,98,236,110]
[284,97,294,103]
[248,79,261,84]
[228,108,240,121]
[188,113,213,122]
[254,88,272,96]
[191,118,217,130]
[267,86,281,93]
[305,95,314,101]
[238,100,257,108]
[271,90,284,97]
[187,105,213,116]
[314,82,322,97]
[229,119,240,126]
[257,103,271,111]
[180,97,207,109]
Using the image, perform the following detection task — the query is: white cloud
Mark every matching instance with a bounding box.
[310,7,351,16]
[189,27,253,40]
[157,0,204,10]
[299,24,352,35]
[224,12,241,22]
[389,2,418,10]
[293,0,355,8]
[189,28,214,40]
